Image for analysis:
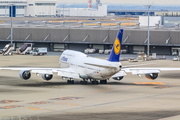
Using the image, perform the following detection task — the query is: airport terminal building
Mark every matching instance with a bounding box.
[0,0,57,17]
[0,23,180,55]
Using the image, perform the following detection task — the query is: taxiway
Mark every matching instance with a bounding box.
[0,55,180,120]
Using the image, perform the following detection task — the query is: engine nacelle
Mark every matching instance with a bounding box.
[19,70,31,80]
[145,73,158,80]
[112,76,124,81]
[41,74,53,81]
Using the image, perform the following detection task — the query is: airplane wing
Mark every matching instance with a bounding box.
[0,67,80,79]
[122,63,154,68]
[122,68,180,75]
[112,67,180,79]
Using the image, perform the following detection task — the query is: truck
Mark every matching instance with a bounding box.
[84,48,99,54]
[16,43,32,55]
[2,44,14,56]
[32,48,47,56]
[172,48,180,61]
[0,49,2,54]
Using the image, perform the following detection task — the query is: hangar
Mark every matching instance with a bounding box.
[0,23,180,55]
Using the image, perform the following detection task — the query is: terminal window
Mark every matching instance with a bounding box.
[35,3,55,6]
[0,6,6,9]
[16,6,24,9]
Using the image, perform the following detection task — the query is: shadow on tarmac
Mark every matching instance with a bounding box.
[1,81,168,88]
[6,110,180,120]
[160,72,180,79]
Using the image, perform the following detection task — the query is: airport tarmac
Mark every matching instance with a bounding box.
[0,55,180,120]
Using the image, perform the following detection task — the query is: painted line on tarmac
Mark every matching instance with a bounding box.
[50,97,83,101]
[7,90,180,120]
[28,101,52,105]
[25,107,40,111]
[54,103,78,106]
[0,105,22,109]
[0,100,22,104]
[133,82,165,85]
[153,86,171,89]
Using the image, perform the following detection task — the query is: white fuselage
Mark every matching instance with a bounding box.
[59,50,121,80]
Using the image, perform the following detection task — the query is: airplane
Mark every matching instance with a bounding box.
[1,29,180,85]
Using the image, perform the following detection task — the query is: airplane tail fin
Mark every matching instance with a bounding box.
[108,29,123,62]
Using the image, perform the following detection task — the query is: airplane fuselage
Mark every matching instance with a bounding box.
[59,50,121,80]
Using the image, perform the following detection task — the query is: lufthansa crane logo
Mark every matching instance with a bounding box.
[114,38,120,55]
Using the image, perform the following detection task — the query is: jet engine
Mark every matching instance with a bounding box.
[41,74,53,81]
[112,76,124,81]
[145,73,158,80]
[19,70,31,80]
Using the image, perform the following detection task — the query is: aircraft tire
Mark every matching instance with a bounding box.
[67,80,70,84]
[80,81,83,84]
[96,81,99,85]
[80,80,87,85]
[104,80,107,84]
[100,80,107,84]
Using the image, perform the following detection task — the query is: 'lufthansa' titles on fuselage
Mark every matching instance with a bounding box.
[61,56,68,62]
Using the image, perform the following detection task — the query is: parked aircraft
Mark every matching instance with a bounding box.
[1,29,180,85]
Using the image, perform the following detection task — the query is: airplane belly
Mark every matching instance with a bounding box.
[101,70,115,78]
[76,67,89,79]
[86,69,108,80]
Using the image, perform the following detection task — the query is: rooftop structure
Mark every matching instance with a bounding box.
[88,0,93,8]
[0,0,57,17]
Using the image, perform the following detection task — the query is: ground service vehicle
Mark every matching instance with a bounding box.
[172,48,180,61]
[2,44,14,56]
[32,48,47,56]
[16,43,32,55]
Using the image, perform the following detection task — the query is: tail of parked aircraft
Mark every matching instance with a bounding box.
[108,29,123,62]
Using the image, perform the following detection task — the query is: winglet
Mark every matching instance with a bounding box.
[108,29,123,62]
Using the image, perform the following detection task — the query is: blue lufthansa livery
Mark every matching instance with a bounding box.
[108,29,123,62]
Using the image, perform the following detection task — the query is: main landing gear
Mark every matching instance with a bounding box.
[80,79,88,85]
[80,79,99,85]
[100,80,107,84]
[91,80,99,85]
[67,79,74,84]
[68,79,108,85]
[91,80,107,85]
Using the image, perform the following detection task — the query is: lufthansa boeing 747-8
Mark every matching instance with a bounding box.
[1,29,180,84]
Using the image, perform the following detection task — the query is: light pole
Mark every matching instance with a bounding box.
[145,5,151,57]
[63,5,64,17]
[10,4,14,46]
